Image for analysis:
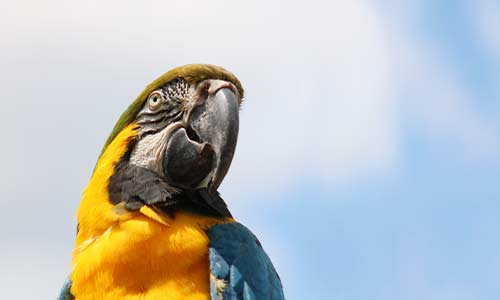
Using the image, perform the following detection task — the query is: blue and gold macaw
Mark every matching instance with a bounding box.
[57,64,285,300]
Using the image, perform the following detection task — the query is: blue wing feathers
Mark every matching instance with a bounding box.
[208,222,285,300]
[56,277,73,300]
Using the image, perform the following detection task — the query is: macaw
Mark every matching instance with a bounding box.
[57,64,285,300]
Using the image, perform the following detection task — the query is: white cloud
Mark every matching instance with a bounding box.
[0,0,398,194]
[2,241,71,300]
[0,1,397,298]
[378,2,500,164]
[223,0,397,192]
[384,10,500,162]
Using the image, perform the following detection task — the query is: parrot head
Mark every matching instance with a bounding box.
[93,64,244,215]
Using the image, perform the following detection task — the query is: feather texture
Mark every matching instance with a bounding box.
[56,277,73,300]
[208,222,285,300]
[99,64,244,161]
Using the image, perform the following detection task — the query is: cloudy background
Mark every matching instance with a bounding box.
[1,0,499,299]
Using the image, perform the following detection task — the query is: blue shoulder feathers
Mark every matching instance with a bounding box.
[207,222,285,300]
[56,277,73,300]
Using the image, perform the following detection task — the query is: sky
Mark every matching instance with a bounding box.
[0,0,499,299]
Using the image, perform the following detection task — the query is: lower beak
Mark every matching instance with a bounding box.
[162,85,239,192]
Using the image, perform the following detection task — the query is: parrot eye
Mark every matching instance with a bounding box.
[147,91,164,110]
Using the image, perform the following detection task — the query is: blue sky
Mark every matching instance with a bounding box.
[0,1,499,299]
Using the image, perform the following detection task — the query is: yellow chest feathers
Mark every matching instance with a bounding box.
[70,125,229,300]
[71,209,228,300]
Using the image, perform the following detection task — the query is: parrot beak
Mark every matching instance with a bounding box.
[163,82,239,193]
[190,85,239,192]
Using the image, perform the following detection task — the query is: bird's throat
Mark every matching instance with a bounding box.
[72,123,233,299]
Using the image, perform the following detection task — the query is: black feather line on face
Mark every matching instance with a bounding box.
[107,133,232,218]
[135,79,191,137]
[136,106,176,120]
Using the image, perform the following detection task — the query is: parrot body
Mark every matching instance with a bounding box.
[57,65,284,300]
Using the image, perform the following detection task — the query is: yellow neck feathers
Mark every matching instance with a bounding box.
[71,123,231,300]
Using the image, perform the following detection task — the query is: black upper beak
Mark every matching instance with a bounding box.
[162,84,239,193]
